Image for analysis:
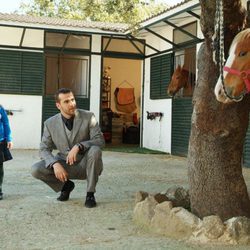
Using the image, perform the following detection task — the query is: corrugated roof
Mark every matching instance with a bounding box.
[0,0,197,34]
[140,0,193,24]
[0,12,129,33]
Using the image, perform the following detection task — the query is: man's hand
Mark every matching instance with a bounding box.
[53,162,68,182]
[66,145,79,165]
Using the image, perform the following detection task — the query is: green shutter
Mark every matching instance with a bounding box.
[171,98,193,156]
[0,50,43,95]
[21,52,44,94]
[243,117,250,168]
[150,53,173,99]
[0,50,22,93]
[42,96,90,124]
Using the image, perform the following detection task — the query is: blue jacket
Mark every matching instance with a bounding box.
[0,106,12,142]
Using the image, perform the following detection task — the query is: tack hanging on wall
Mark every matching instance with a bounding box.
[146,111,163,121]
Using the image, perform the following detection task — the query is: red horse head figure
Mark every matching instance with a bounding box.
[167,65,193,97]
[215,28,250,103]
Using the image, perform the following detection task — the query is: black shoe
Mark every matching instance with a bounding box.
[0,193,2,200]
[57,180,75,201]
[85,195,96,208]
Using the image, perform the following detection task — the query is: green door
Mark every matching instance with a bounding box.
[171,98,193,156]
[243,117,250,168]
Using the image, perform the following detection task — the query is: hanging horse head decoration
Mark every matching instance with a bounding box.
[167,65,193,97]
[214,28,250,103]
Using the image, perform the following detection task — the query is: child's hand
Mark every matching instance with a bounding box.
[7,141,13,149]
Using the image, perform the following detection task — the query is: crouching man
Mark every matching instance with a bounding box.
[32,88,105,208]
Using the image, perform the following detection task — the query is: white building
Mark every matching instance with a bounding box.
[1,0,249,166]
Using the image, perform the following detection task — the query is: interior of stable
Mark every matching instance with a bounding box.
[101,57,142,146]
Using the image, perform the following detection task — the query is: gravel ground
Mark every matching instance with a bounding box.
[0,150,250,250]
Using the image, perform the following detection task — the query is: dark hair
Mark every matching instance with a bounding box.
[54,88,73,102]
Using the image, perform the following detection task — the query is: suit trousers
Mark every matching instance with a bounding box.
[31,146,103,193]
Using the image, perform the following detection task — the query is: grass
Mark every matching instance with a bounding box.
[103,144,167,154]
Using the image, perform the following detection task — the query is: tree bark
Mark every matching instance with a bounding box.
[188,0,250,221]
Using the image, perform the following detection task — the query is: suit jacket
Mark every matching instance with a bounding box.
[39,109,105,167]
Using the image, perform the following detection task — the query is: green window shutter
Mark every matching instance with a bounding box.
[0,50,22,93]
[0,50,44,95]
[150,53,173,99]
[21,52,44,95]
[243,116,250,168]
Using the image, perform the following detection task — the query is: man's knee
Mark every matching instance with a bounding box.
[31,160,46,179]
[87,146,102,160]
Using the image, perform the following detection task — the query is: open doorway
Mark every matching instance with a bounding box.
[101,57,142,146]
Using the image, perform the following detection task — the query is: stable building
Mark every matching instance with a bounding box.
[1,0,250,168]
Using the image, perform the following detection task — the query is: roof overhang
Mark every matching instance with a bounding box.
[0,21,126,36]
[126,0,203,58]
[0,1,203,56]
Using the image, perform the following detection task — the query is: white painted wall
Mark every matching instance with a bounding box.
[142,58,172,153]
[90,35,102,123]
[0,94,42,149]
[90,55,101,122]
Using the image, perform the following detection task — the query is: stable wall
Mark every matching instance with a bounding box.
[90,35,102,122]
[141,15,203,153]
[143,58,172,153]
[0,94,42,149]
[141,24,174,153]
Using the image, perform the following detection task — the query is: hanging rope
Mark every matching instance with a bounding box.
[213,0,245,101]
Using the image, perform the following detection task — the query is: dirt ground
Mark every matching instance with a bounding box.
[0,150,250,250]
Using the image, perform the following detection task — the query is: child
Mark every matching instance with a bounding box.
[0,105,13,200]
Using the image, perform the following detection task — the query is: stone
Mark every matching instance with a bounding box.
[151,201,173,234]
[169,207,201,238]
[153,193,169,203]
[164,186,190,209]
[202,215,225,239]
[225,217,250,244]
[133,195,158,227]
[134,191,149,204]
[151,205,200,239]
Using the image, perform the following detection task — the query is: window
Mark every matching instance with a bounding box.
[0,26,44,48]
[45,54,89,97]
[150,53,173,99]
[103,37,144,54]
[173,22,197,45]
[45,32,90,50]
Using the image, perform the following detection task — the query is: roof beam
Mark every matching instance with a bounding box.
[103,36,113,51]
[128,34,160,53]
[186,10,200,19]
[20,28,26,47]
[145,27,179,47]
[126,35,144,55]
[145,47,174,58]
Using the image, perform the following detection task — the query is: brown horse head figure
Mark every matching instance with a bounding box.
[215,28,250,103]
[167,65,190,97]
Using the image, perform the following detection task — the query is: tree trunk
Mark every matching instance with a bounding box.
[188,0,250,221]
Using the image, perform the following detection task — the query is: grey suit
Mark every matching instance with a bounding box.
[31,109,105,193]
